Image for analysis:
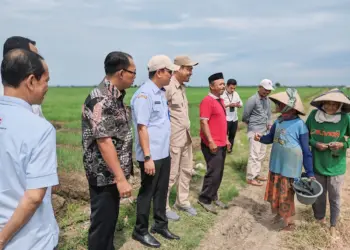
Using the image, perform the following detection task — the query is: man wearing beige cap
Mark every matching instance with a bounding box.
[131,55,180,248]
[242,79,274,186]
[164,55,198,221]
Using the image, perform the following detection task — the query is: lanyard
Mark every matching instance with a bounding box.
[226,91,233,103]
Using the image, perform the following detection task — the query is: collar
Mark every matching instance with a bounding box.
[100,79,125,99]
[225,90,233,96]
[171,76,183,89]
[256,92,267,100]
[208,92,220,100]
[0,96,33,112]
[146,79,165,94]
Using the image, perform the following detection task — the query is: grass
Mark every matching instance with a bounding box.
[46,86,327,249]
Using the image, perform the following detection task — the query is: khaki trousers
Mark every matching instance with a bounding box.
[246,131,267,180]
[166,142,193,211]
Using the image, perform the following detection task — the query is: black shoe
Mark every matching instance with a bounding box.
[132,230,161,248]
[150,226,180,240]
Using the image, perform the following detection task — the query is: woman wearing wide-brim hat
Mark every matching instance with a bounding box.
[254,88,314,231]
[306,88,350,237]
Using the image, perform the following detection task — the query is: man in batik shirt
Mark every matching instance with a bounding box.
[82,51,136,250]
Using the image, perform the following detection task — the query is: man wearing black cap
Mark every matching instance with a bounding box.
[198,72,231,214]
[2,36,44,118]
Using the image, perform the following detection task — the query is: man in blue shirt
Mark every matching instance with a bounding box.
[131,55,180,248]
[0,49,59,250]
[2,36,45,118]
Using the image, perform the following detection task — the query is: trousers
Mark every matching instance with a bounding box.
[312,173,344,227]
[134,156,171,235]
[166,142,193,210]
[198,142,227,204]
[88,184,120,250]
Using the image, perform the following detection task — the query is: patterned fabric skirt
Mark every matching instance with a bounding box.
[264,171,295,219]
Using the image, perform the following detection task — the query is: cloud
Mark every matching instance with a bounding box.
[0,0,349,87]
[190,53,227,65]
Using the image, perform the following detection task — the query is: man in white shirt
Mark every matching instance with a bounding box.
[221,79,243,153]
[2,36,45,118]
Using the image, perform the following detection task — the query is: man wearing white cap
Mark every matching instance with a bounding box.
[242,79,274,186]
[131,55,180,248]
[164,55,198,221]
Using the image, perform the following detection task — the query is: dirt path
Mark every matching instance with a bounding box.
[196,147,281,250]
[197,148,350,250]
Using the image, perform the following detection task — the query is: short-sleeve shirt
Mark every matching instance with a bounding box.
[164,76,191,147]
[220,90,243,122]
[82,79,133,186]
[199,93,227,147]
[0,96,59,250]
[130,79,171,161]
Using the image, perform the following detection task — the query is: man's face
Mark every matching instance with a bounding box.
[210,79,225,95]
[159,68,173,87]
[121,58,136,89]
[28,60,50,105]
[178,66,193,83]
[226,84,236,94]
[258,86,271,98]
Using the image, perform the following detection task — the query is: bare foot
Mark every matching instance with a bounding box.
[317,218,326,225]
[271,214,282,224]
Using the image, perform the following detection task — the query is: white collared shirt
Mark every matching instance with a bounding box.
[220,90,243,122]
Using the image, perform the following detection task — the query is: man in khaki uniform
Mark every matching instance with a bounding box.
[165,55,198,220]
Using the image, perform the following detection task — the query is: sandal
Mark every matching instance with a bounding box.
[280,223,296,232]
[256,175,267,181]
[247,179,263,186]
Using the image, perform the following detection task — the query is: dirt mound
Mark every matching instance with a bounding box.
[55,172,90,201]
[51,121,65,130]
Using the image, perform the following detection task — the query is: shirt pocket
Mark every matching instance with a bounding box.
[171,94,183,109]
[150,99,165,124]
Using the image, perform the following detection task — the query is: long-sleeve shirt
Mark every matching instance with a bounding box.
[259,117,314,178]
[242,92,272,133]
[306,109,350,176]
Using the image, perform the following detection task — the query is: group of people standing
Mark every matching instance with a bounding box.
[0,34,349,250]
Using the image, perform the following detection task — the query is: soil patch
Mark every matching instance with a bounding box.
[51,121,65,130]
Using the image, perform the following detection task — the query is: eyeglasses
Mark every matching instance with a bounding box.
[123,69,136,76]
[162,68,173,75]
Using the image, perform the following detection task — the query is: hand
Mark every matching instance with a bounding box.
[226,140,231,150]
[309,176,316,181]
[144,159,156,176]
[254,133,262,141]
[209,141,218,154]
[0,236,6,250]
[116,179,132,199]
[316,142,329,151]
[329,142,343,151]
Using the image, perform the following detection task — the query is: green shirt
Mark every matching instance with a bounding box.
[306,110,350,176]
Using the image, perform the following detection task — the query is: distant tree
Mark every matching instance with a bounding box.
[275,82,281,88]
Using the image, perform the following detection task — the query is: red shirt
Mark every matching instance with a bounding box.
[199,94,227,147]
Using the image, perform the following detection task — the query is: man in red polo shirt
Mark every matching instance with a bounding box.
[198,72,231,214]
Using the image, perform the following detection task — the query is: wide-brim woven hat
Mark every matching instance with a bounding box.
[269,89,305,115]
[310,88,350,113]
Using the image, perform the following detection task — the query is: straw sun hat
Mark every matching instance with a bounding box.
[310,88,350,113]
[268,88,305,115]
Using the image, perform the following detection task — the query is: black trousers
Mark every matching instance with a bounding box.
[227,120,238,150]
[88,184,120,250]
[134,156,171,235]
[199,143,227,204]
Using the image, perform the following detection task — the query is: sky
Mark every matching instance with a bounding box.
[0,0,349,87]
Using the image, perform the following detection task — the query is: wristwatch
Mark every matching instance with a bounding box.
[144,155,151,161]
